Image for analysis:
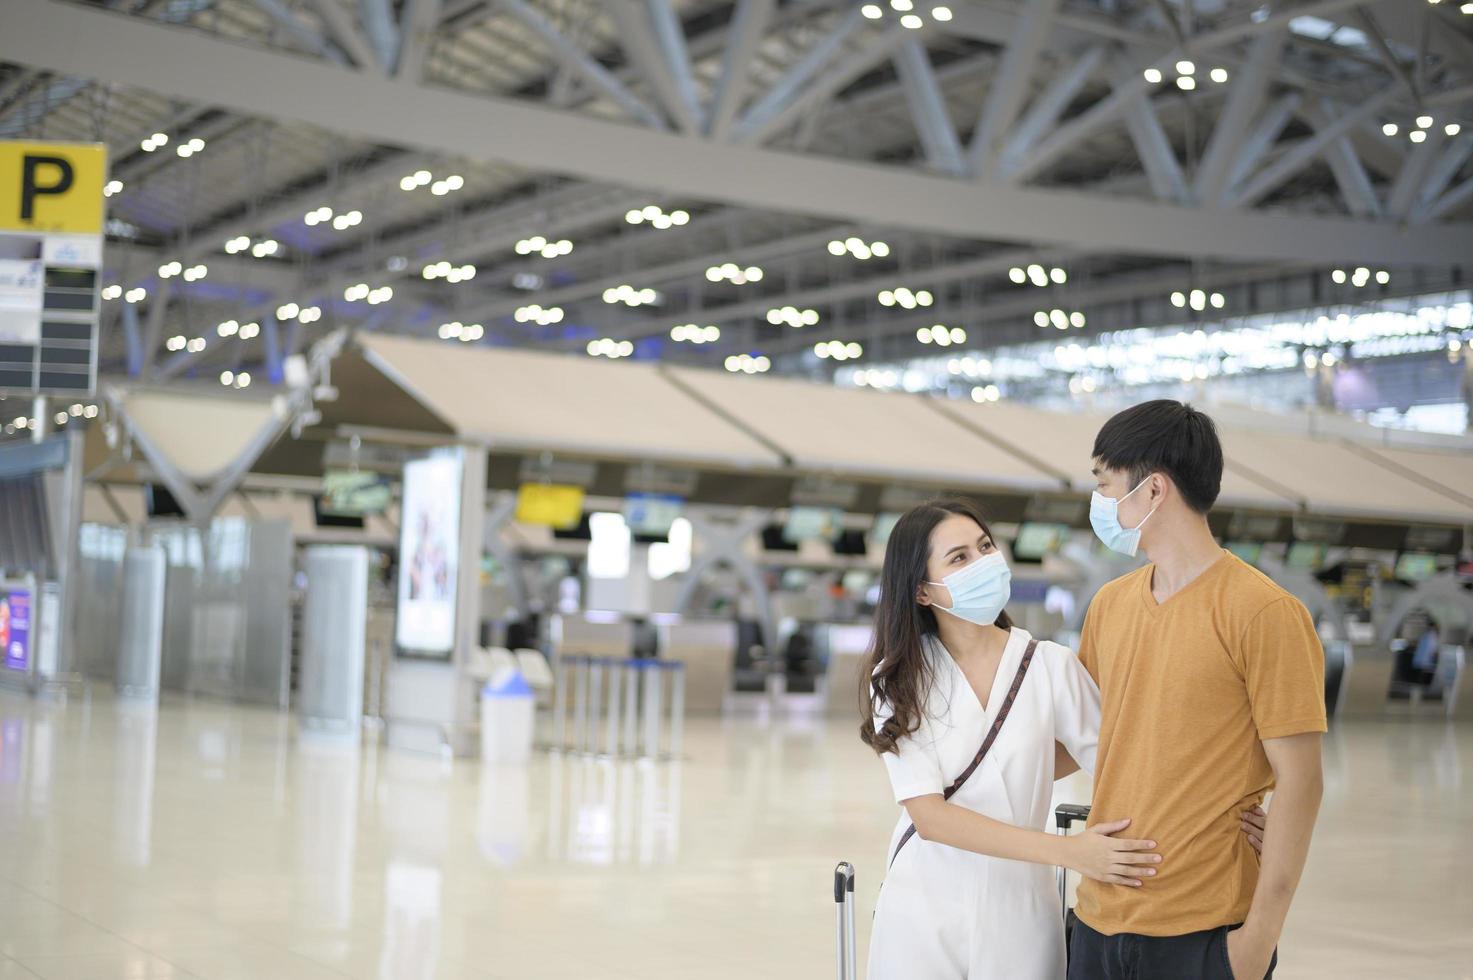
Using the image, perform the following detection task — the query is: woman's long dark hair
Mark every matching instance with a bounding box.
[859,498,1013,756]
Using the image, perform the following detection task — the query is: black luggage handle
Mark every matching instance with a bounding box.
[833,862,855,902]
[1055,803,1091,831]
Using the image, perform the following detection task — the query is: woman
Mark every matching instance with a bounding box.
[862,499,1263,979]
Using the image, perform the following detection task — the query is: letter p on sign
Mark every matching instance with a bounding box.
[0,141,106,235]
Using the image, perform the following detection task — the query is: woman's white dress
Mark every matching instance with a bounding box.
[868,627,1101,980]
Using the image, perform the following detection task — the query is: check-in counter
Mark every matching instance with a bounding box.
[657,619,737,714]
[823,623,874,720]
[1338,642,1397,717]
[551,613,634,660]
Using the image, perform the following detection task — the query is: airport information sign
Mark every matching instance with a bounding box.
[0,140,106,396]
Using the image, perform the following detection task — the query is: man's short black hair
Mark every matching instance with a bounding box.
[1092,400,1223,514]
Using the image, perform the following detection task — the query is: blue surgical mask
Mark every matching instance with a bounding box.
[924,552,1011,627]
[1090,477,1159,557]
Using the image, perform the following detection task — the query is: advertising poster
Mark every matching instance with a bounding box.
[395,453,462,656]
[1,591,31,672]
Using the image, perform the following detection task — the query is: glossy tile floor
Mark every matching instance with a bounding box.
[0,692,1468,980]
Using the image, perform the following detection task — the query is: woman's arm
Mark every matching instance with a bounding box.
[1046,645,1101,776]
[902,794,1160,886]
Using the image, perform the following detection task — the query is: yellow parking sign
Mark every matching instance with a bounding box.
[0,140,107,235]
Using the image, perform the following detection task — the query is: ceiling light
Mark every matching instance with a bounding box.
[1069,311,1086,329]
[431,181,449,196]
[1375,270,1390,284]
[103,180,123,197]
[671,210,690,225]
[930,4,951,19]
[1050,309,1068,329]
[1034,311,1050,327]
[1049,267,1067,284]
[1189,289,1207,311]
[1177,75,1197,91]
[1382,123,1399,137]
[1447,123,1462,136]
[125,287,147,303]
[1331,269,1347,283]
[900,13,923,27]
[891,0,913,10]
[1210,67,1229,83]
[400,176,418,191]
[101,284,121,300]
[239,322,260,339]
[444,175,464,190]
[1410,130,1427,143]
[1175,60,1195,75]
[1416,114,1434,129]
[217,320,239,337]
[220,371,234,386]
[949,327,966,343]
[861,3,882,17]
[276,302,300,320]
[827,240,847,255]
[1009,267,1026,284]
[1210,292,1225,309]
[1143,67,1163,84]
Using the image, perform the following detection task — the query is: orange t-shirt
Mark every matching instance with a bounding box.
[1076,552,1327,937]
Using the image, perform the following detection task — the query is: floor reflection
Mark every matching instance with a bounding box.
[379,861,441,980]
[295,737,361,928]
[113,700,158,866]
[544,755,682,866]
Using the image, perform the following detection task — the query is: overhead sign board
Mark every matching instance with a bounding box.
[0,141,106,236]
[0,140,106,397]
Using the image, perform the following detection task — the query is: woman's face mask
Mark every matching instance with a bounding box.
[922,552,1011,627]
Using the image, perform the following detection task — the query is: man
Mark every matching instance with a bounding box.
[1069,400,1325,980]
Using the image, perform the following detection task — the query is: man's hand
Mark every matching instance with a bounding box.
[1226,927,1274,980]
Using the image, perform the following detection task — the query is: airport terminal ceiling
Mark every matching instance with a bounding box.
[0,0,1470,412]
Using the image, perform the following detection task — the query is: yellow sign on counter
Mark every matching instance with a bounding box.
[0,140,107,235]
[515,483,585,530]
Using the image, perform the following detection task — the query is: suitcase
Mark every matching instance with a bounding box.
[1055,803,1092,956]
[834,861,857,980]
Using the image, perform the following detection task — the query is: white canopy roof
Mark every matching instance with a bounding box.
[118,388,283,483]
[667,367,1061,491]
[359,335,783,471]
[939,400,1299,511]
[1219,428,1473,524]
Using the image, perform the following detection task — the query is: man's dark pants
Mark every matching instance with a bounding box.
[1067,916,1278,980]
